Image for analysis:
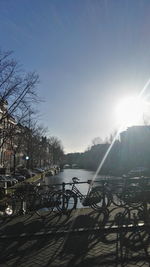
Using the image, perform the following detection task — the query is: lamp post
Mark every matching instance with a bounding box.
[13,143,18,175]
[25,155,29,168]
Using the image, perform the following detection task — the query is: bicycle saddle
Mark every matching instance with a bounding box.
[72,177,80,182]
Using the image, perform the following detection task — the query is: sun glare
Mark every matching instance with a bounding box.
[116,96,147,127]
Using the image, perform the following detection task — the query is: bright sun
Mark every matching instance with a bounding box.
[116,96,147,127]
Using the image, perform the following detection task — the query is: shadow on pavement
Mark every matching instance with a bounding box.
[0,207,150,266]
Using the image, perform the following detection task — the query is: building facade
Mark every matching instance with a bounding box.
[0,100,23,172]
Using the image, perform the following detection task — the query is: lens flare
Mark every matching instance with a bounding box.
[90,78,150,184]
[116,96,147,127]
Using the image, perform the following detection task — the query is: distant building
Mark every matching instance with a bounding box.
[120,126,150,170]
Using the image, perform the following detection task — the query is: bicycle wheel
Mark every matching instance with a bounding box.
[26,192,47,217]
[112,192,126,207]
[89,186,111,210]
[65,189,77,211]
[35,192,54,217]
[114,208,131,227]
[122,229,150,252]
[122,186,142,207]
[55,191,68,213]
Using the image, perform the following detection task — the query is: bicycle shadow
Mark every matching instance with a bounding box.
[100,205,150,264]
[41,210,73,231]
[86,205,150,265]
[0,232,59,266]
[1,206,150,266]
[54,213,107,267]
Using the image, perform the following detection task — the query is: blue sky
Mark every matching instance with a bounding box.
[1,0,150,153]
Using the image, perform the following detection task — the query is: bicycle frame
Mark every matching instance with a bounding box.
[71,183,85,201]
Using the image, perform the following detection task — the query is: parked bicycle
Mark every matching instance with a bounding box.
[111,178,144,208]
[2,177,147,219]
[3,183,67,218]
[60,177,109,212]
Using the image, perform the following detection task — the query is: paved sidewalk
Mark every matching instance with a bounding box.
[0,207,150,266]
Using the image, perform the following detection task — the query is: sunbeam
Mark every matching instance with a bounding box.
[88,125,123,191]
[90,77,150,187]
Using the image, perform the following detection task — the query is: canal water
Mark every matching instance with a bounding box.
[44,168,106,208]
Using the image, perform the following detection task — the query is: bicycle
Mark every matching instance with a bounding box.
[62,177,111,212]
[111,178,143,208]
[88,180,112,210]
[3,183,66,218]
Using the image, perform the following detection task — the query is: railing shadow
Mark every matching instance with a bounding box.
[1,206,150,266]
[1,176,150,266]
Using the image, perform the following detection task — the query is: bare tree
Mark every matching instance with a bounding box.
[48,136,64,165]
[92,137,103,146]
[0,49,39,119]
[105,130,118,144]
[0,49,39,149]
[0,49,64,170]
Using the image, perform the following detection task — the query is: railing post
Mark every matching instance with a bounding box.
[4,181,7,195]
[102,180,105,207]
[62,182,66,210]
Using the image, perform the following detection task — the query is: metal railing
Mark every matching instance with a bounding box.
[1,176,150,220]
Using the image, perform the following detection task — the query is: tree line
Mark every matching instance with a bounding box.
[64,127,150,176]
[63,140,120,175]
